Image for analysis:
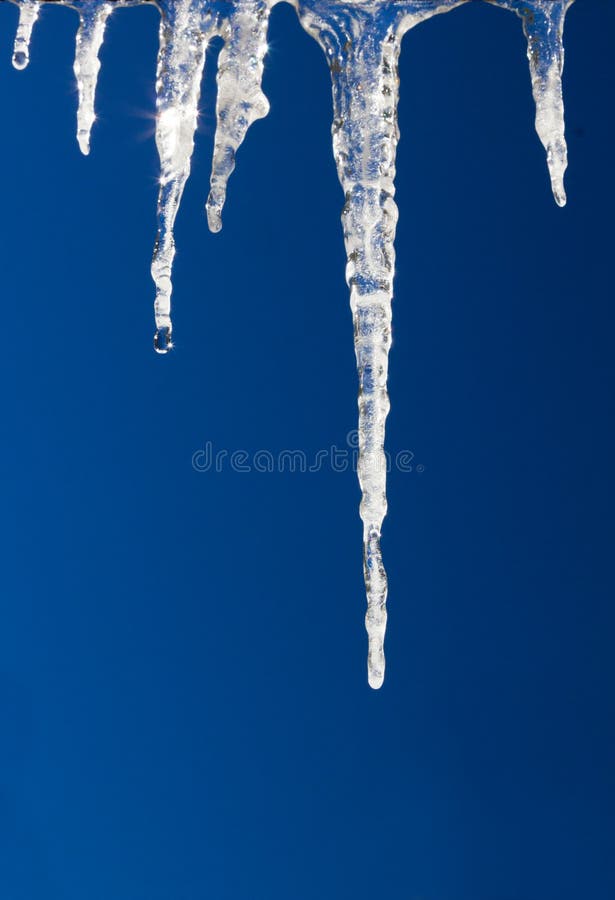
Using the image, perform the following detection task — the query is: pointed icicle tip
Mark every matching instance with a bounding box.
[534,64,569,207]
[545,128,568,206]
[365,531,388,689]
[12,0,40,70]
[552,178,567,208]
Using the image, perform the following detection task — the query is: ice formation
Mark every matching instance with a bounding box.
[5,0,575,687]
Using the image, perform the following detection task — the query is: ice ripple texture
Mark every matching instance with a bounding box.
[5,0,576,687]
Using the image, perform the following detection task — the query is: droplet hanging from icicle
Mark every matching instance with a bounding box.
[151,0,219,353]
[12,0,39,70]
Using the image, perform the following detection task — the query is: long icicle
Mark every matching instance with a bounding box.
[12,0,40,70]
[335,17,399,689]
[300,4,403,688]
[151,0,216,353]
[299,0,465,687]
[73,1,113,155]
[206,0,270,233]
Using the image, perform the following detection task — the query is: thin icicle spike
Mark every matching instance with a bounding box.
[206,0,270,232]
[151,0,216,352]
[12,0,39,70]
[73,1,113,155]
[1,0,578,687]
[303,7,402,689]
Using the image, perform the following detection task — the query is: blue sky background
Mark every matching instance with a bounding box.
[1,1,614,898]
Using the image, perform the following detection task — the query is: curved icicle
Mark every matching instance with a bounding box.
[73,2,113,155]
[206,0,270,233]
[12,0,40,70]
[151,0,215,352]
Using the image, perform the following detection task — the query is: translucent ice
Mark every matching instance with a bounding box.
[491,0,573,205]
[206,0,271,232]
[74,2,113,155]
[151,0,211,353]
[3,0,578,686]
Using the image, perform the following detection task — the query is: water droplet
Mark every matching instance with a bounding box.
[154,326,173,354]
[12,51,28,70]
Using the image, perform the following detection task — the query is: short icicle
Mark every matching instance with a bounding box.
[12,0,40,70]
[73,1,113,155]
[206,0,271,233]
[151,0,217,353]
[494,0,573,206]
[523,0,572,206]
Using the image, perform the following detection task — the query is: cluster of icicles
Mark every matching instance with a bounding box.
[6,0,574,687]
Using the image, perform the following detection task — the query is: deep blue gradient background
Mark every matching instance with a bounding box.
[0,1,614,897]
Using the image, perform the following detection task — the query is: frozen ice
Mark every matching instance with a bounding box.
[5,0,577,687]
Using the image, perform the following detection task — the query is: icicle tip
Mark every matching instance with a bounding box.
[366,615,386,690]
[368,665,385,690]
[77,132,91,156]
[12,0,39,71]
[364,533,388,689]
[206,195,223,233]
[546,141,568,207]
[553,187,567,208]
[551,174,567,207]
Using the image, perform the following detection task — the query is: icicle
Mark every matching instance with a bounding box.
[151,0,218,353]
[297,5,400,688]
[491,0,573,206]
[73,1,113,155]
[12,0,39,70]
[522,0,572,207]
[206,0,270,233]
[299,0,462,687]
[0,0,580,688]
